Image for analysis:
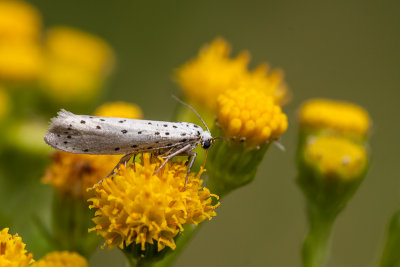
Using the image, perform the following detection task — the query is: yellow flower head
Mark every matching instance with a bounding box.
[0,42,43,81]
[0,228,33,267]
[43,102,143,198]
[31,251,88,267]
[304,135,367,180]
[89,154,219,251]
[176,38,288,110]
[0,86,11,120]
[44,26,114,75]
[40,27,114,102]
[42,152,122,199]
[94,102,143,119]
[0,1,41,41]
[217,88,288,146]
[299,99,371,138]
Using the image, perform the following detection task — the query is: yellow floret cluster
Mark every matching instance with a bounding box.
[217,88,288,146]
[299,99,370,138]
[304,135,367,180]
[0,228,33,267]
[176,38,288,110]
[42,151,121,199]
[31,251,88,267]
[89,154,219,251]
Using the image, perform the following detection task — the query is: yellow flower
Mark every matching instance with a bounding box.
[299,99,371,139]
[42,151,122,199]
[303,135,367,180]
[94,102,143,119]
[0,1,41,41]
[44,27,114,75]
[31,251,88,267]
[43,102,143,198]
[175,38,288,110]
[40,27,114,102]
[0,42,43,81]
[88,154,219,251]
[0,228,34,267]
[216,88,288,146]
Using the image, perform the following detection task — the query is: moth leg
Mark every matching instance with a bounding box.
[184,151,196,187]
[153,144,192,176]
[95,153,134,186]
[131,154,137,172]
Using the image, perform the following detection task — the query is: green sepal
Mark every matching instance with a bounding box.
[206,126,270,197]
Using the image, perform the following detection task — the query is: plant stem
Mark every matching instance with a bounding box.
[302,204,335,267]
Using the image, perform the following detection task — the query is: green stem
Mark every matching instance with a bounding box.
[302,204,335,267]
[152,225,200,267]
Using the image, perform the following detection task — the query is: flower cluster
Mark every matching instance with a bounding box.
[299,99,370,139]
[31,251,88,267]
[0,228,33,267]
[297,99,372,267]
[217,87,288,146]
[176,38,288,111]
[89,154,219,251]
[0,227,88,267]
[303,135,367,180]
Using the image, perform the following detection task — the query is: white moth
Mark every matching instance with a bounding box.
[44,98,214,185]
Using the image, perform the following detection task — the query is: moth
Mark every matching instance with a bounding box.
[44,98,215,185]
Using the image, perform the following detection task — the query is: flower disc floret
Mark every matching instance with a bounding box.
[88,154,219,251]
[32,251,88,267]
[299,99,370,138]
[304,136,367,180]
[217,88,288,146]
[0,228,33,267]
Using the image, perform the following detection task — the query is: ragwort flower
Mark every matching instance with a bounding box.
[88,154,219,253]
[296,99,371,267]
[175,38,288,111]
[0,228,34,267]
[31,251,88,267]
[217,87,288,147]
[206,87,288,196]
[0,0,41,41]
[299,98,370,140]
[40,26,114,102]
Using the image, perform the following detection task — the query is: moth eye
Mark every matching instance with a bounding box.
[202,140,211,149]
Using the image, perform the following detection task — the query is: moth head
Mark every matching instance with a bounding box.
[200,131,213,150]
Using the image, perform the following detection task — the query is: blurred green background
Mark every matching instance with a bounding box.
[16,0,400,266]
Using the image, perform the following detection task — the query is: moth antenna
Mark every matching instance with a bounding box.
[212,136,226,142]
[172,95,210,133]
